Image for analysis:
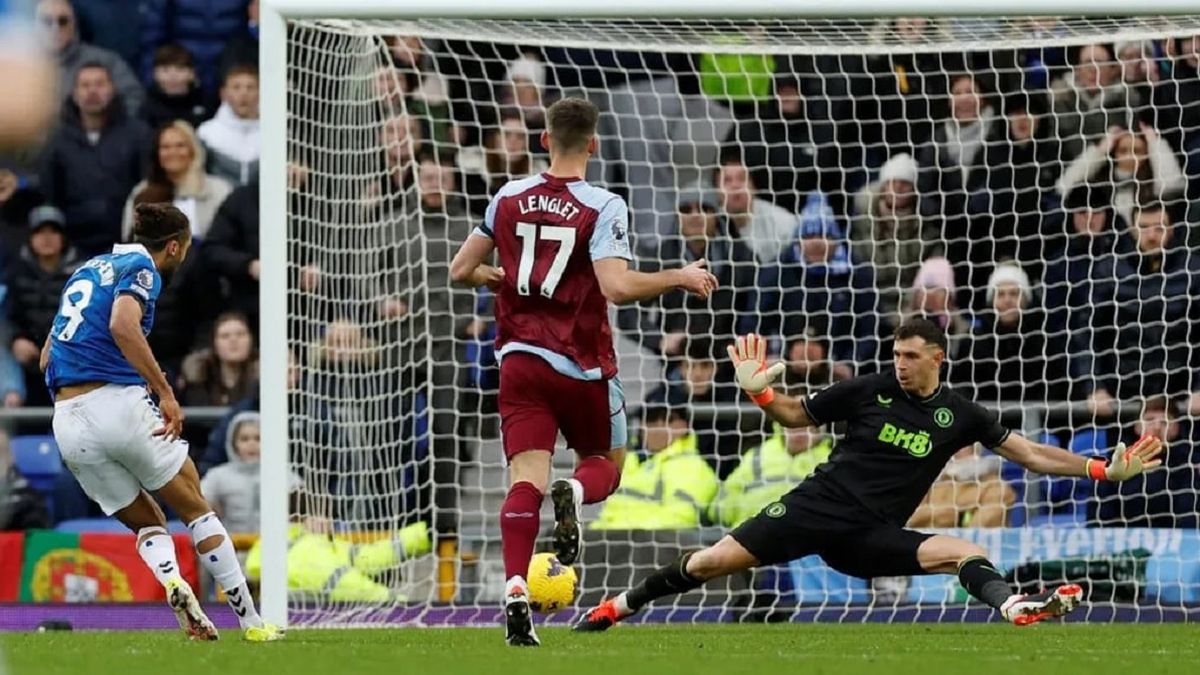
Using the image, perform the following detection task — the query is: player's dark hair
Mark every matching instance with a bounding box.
[132,203,190,252]
[546,97,598,153]
[894,317,949,354]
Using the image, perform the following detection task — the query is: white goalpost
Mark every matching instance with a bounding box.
[260,0,1200,628]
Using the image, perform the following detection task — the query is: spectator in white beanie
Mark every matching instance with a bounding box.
[851,152,940,324]
[985,262,1032,309]
[954,261,1065,404]
[1115,39,1160,87]
[501,54,549,139]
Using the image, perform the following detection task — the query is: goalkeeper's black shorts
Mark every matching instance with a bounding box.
[730,489,934,579]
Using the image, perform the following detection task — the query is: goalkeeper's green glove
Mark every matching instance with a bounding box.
[1086,434,1165,481]
[727,333,785,406]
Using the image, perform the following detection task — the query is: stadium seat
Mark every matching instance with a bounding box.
[11,435,62,493]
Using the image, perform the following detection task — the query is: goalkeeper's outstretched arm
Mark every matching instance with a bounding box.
[727,333,816,429]
[994,432,1164,481]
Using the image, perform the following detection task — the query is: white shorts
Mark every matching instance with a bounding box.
[52,384,189,515]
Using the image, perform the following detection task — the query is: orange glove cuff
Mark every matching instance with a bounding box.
[749,388,775,406]
[1087,458,1109,481]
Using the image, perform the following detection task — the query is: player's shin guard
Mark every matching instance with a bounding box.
[623,551,705,613]
[136,526,180,587]
[957,555,1012,611]
[189,512,262,629]
[572,456,621,504]
[501,481,544,581]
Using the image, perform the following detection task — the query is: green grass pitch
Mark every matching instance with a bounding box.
[4,624,1198,675]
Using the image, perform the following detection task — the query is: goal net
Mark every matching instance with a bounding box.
[275,14,1200,626]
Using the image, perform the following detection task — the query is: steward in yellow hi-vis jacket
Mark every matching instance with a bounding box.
[710,424,833,528]
[594,407,719,530]
[246,515,431,603]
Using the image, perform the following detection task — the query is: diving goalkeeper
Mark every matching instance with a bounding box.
[576,318,1163,629]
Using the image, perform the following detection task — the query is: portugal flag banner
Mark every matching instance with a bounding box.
[19,530,198,602]
[0,532,24,601]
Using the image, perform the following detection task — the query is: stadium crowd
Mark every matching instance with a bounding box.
[1,7,1199,540]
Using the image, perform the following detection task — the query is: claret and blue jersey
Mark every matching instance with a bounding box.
[44,243,163,392]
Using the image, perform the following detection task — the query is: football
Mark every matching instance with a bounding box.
[526,553,577,614]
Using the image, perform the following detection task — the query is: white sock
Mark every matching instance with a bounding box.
[189,512,263,629]
[506,575,528,602]
[614,591,632,617]
[567,478,584,506]
[136,526,179,588]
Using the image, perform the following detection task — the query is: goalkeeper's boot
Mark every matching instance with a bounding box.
[573,597,623,632]
[550,478,583,566]
[1001,584,1083,626]
[505,590,540,647]
[244,623,286,642]
[165,577,219,641]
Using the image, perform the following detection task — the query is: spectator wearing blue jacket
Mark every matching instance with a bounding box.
[139,0,249,97]
[760,192,878,370]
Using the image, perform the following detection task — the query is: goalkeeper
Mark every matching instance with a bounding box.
[577,318,1163,630]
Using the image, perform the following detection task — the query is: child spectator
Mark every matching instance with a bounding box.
[897,256,970,359]
[197,65,260,185]
[179,311,258,406]
[5,206,80,407]
[138,0,249,97]
[142,43,212,129]
[200,412,263,534]
[121,120,233,240]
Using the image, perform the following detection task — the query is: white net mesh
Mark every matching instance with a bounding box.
[281,16,1200,626]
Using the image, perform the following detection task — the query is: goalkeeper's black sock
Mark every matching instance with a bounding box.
[958,556,1011,610]
[622,552,705,613]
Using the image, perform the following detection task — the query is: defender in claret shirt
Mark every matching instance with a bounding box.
[576,318,1164,631]
[450,97,718,646]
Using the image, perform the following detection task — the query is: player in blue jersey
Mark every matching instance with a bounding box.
[43,203,282,642]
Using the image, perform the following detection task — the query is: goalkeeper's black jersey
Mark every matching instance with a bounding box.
[794,373,1011,528]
